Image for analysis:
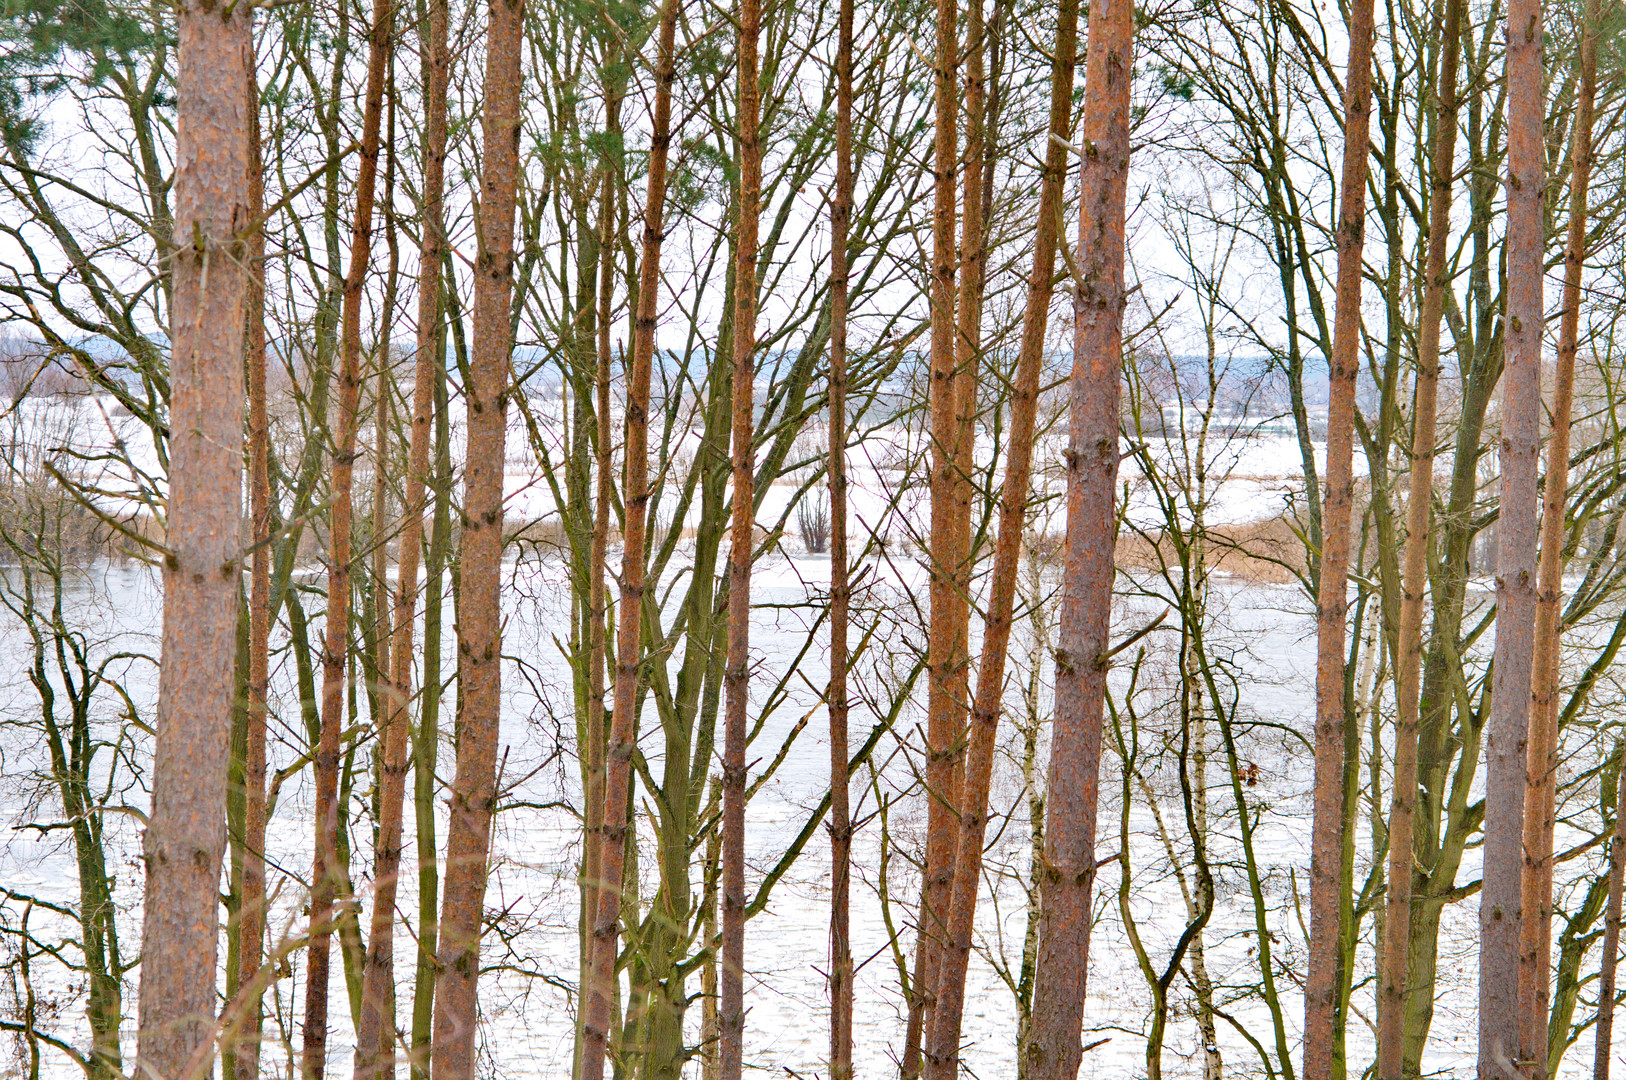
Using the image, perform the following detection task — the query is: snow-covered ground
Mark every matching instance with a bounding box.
[0,395,1612,1080]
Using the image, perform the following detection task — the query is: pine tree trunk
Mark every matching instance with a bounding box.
[905,0,961,1066]
[579,2,678,1076]
[356,62,416,1080]
[429,0,521,1069]
[1480,0,1544,1066]
[1025,0,1132,1072]
[921,0,1077,1072]
[1520,0,1597,1071]
[134,1,252,1075]
[306,0,391,1071]
[826,0,855,1072]
[720,0,761,1070]
[1376,0,1461,1074]
[579,84,622,1068]
[1303,0,1377,1068]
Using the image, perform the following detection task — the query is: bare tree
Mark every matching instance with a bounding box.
[921,0,1078,1070]
[1026,0,1134,1072]
[134,1,251,1075]
[409,0,452,1067]
[1599,749,1626,1080]
[579,2,679,1077]
[1376,0,1463,1075]
[355,55,414,1080]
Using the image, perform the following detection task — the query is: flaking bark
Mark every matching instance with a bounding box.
[135,0,252,1075]
[429,0,522,1069]
[1026,0,1133,1073]
[1479,0,1545,1067]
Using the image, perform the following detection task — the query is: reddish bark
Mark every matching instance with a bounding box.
[1480,0,1545,1068]
[1025,0,1133,1073]
[355,62,413,1080]
[904,0,961,1067]
[579,83,623,1027]
[579,3,679,1078]
[1375,1,1462,1075]
[428,0,522,1071]
[134,0,252,1074]
[721,0,762,1070]
[305,0,392,1071]
[921,0,1078,1070]
[827,0,855,1074]
[1303,0,1377,1067]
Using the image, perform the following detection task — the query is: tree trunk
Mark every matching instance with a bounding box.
[1480,0,1544,1066]
[408,0,450,1069]
[412,334,453,1080]
[827,0,855,1072]
[134,1,252,1075]
[357,48,425,1080]
[579,82,623,1070]
[1376,0,1461,1074]
[721,0,761,1070]
[1597,748,1625,1080]
[905,0,961,1067]
[307,0,391,1071]
[1520,0,1597,1071]
[429,0,521,1070]
[236,46,272,1080]
[1303,0,1377,1067]
[921,0,1078,1073]
[579,2,678,1077]
[1025,0,1132,1073]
